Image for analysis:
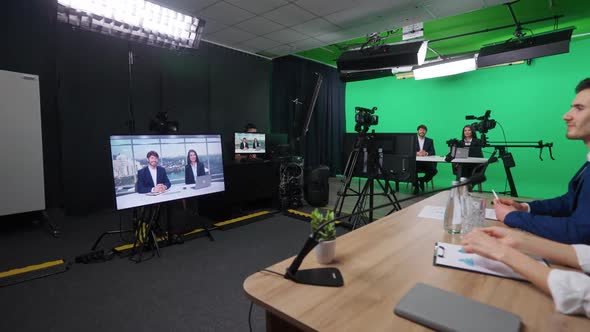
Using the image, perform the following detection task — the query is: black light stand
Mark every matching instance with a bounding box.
[334,132,401,229]
[486,141,554,197]
[130,204,163,263]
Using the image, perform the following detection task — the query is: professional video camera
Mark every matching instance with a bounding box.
[466,110,496,135]
[354,106,378,133]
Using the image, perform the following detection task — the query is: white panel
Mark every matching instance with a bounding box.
[266,44,297,56]
[234,16,285,35]
[288,38,325,51]
[157,0,218,13]
[293,0,358,16]
[199,1,255,25]
[315,31,350,43]
[226,0,289,14]
[0,70,45,216]
[420,0,482,18]
[291,18,341,37]
[263,4,316,27]
[264,28,308,43]
[208,26,257,43]
[238,36,282,50]
[201,18,228,35]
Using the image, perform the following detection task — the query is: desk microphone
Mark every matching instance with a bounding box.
[284,172,487,287]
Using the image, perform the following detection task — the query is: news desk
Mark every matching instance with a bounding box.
[243,191,590,331]
[115,182,226,210]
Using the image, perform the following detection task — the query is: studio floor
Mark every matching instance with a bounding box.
[0,177,428,332]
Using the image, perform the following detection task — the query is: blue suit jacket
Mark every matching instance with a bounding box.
[415,137,435,156]
[136,166,172,194]
[505,162,590,244]
[185,163,206,184]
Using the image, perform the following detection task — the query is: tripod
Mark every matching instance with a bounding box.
[334,132,401,229]
[130,204,163,263]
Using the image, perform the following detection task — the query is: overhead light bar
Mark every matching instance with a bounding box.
[477,27,574,68]
[57,0,205,49]
[413,56,477,80]
[339,69,394,83]
[336,40,428,72]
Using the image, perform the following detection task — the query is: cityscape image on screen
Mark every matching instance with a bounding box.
[110,134,225,210]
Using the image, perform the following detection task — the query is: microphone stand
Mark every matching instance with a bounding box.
[284,172,487,287]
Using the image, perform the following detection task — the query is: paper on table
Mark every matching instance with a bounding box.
[434,242,547,280]
[418,205,445,220]
[485,208,497,220]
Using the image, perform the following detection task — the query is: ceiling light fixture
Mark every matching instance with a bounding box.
[336,39,428,72]
[57,0,205,49]
[413,56,477,80]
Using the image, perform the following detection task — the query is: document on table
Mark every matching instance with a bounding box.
[418,206,498,221]
[417,205,445,220]
[434,242,547,281]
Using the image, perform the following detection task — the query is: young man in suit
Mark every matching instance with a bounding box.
[136,151,171,194]
[414,124,438,193]
[495,78,590,244]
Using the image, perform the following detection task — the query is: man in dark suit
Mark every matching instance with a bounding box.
[136,151,171,194]
[495,78,590,244]
[239,137,249,150]
[414,124,438,193]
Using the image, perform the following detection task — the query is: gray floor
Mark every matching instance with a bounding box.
[0,177,430,332]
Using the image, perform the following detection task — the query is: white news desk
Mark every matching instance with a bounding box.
[416,156,489,164]
[115,182,225,210]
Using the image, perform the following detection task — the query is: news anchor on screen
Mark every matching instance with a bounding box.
[136,151,171,193]
[185,149,206,184]
[240,137,249,150]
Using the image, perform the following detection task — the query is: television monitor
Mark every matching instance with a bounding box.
[234,132,266,154]
[109,134,225,210]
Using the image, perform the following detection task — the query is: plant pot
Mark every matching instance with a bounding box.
[315,239,336,264]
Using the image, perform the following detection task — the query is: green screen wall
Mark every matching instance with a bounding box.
[345,37,590,199]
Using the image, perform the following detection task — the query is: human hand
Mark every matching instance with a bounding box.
[416,150,426,156]
[155,184,166,193]
[494,199,518,222]
[462,229,513,262]
[496,198,528,211]
[478,226,527,251]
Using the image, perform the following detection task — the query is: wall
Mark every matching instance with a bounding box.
[346,37,590,199]
[0,0,271,214]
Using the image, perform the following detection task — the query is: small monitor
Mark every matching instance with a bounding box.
[234,132,266,154]
[109,134,225,210]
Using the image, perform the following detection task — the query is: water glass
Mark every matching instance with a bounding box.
[461,195,486,235]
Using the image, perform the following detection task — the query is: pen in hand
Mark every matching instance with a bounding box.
[492,189,499,201]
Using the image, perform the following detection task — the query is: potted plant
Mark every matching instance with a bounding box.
[310,208,336,264]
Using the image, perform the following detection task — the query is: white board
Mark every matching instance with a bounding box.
[0,69,45,216]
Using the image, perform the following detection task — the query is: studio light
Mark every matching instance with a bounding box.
[413,56,477,80]
[57,0,205,49]
[336,40,428,72]
[477,27,574,68]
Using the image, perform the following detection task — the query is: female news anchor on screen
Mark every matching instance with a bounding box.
[185,149,205,184]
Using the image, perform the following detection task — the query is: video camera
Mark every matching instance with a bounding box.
[354,106,378,133]
[465,110,496,135]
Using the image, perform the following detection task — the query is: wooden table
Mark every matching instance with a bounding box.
[243,192,590,331]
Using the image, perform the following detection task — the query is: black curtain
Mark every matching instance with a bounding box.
[270,56,345,174]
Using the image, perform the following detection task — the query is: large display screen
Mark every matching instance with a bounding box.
[110,134,225,210]
[234,132,266,154]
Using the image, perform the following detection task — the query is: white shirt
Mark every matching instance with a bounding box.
[148,166,157,192]
[464,138,472,146]
[417,136,425,151]
[547,245,590,318]
[191,163,198,179]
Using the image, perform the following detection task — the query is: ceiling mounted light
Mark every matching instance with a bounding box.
[413,56,477,80]
[476,27,574,68]
[57,0,205,49]
[336,40,428,72]
[339,69,394,83]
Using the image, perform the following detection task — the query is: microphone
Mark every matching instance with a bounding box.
[284,171,487,287]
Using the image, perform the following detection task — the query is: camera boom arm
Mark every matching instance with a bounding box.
[486,140,554,161]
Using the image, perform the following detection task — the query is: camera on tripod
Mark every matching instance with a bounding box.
[465,110,496,135]
[354,106,378,133]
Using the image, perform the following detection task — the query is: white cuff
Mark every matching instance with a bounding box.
[573,245,590,273]
[547,269,590,317]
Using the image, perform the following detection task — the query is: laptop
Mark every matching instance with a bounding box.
[452,147,470,159]
[193,174,212,190]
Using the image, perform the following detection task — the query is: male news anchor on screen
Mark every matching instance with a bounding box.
[136,151,171,193]
[185,149,206,184]
[239,137,249,150]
